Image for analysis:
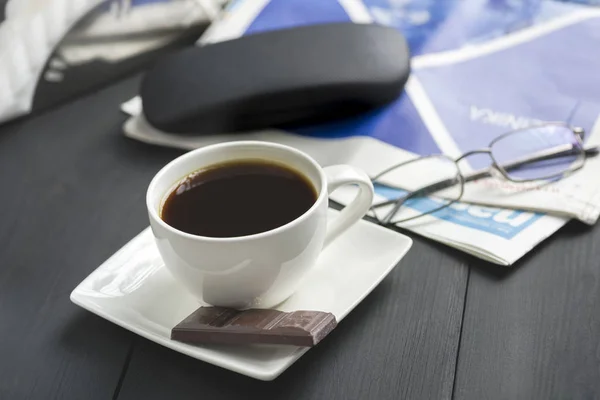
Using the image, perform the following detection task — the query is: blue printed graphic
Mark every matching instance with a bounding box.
[295,94,442,155]
[363,0,586,55]
[245,0,351,35]
[414,16,600,168]
[240,0,599,159]
[374,184,543,239]
[246,0,589,56]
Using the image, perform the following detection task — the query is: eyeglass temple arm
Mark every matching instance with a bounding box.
[459,146,575,184]
[463,144,599,185]
[463,144,598,183]
[375,177,460,224]
[373,176,461,209]
[373,144,599,223]
[374,144,598,197]
[376,144,599,199]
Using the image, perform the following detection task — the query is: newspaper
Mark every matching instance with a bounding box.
[121,0,600,265]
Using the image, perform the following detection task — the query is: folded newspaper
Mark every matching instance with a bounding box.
[121,0,600,265]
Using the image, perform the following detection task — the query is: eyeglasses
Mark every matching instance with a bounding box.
[370,123,600,225]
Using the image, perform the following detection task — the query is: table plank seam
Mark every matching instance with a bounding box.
[451,266,471,400]
[113,339,136,400]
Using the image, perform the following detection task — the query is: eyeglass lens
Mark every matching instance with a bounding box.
[490,124,584,181]
[371,124,585,225]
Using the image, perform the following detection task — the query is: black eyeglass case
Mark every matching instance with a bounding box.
[140,22,411,134]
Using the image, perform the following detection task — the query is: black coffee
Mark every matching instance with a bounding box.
[161,160,317,237]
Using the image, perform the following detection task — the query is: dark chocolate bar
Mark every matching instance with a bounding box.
[171,307,337,347]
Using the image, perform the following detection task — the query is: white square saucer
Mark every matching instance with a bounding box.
[70,209,412,380]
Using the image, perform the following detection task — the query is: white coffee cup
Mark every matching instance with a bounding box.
[147,141,374,309]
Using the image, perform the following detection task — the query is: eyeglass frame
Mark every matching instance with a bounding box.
[370,122,599,225]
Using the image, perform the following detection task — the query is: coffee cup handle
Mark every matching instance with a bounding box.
[323,165,375,247]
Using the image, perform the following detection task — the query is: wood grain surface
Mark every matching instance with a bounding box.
[454,220,600,400]
[1,74,599,400]
[0,77,181,399]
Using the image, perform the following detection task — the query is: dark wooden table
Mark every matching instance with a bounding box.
[1,76,599,400]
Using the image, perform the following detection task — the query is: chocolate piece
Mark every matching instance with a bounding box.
[171,307,337,347]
